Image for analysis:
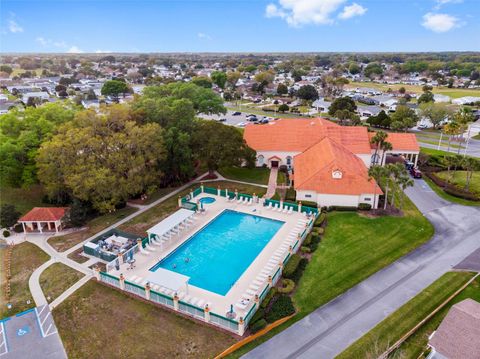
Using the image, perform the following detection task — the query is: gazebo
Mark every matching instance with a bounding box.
[18,207,68,234]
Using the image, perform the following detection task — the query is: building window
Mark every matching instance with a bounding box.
[286,156,292,165]
[305,194,312,198]
[257,155,264,166]
[364,197,371,201]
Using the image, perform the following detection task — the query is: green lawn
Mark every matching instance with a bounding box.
[416,137,463,149]
[1,242,50,318]
[219,166,271,185]
[39,263,84,303]
[226,105,309,118]
[119,181,267,237]
[420,147,453,157]
[473,133,480,140]
[423,176,480,206]
[47,206,138,252]
[337,272,477,359]
[228,196,434,358]
[436,170,480,196]
[0,184,48,215]
[347,81,480,99]
[53,280,236,359]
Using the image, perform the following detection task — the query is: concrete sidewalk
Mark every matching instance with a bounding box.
[265,167,278,199]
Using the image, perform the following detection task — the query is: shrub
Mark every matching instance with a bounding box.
[358,203,372,210]
[249,308,265,325]
[13,224,23,233]
[265,295,295,323]
[317,227,324,235]
[302,234,312,246]
[277,279,295,294]
[301,246,311,254]
[3,230,10,238]
[309,234,321,252]
[289,258,309,283]
[314,213,326,227]
[250,318,267,333]
[261,288,277,309]
[301,201,318,208]
[327,205,358,212]
[283,254,302,278]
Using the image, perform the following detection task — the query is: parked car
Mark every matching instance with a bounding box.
[405,160,415,170]
[232,111,242,116]
[410,168,422,178]
[260,119,269,124]
[236,122,246,127]
[218,118,227,122]
[248,116,258,122]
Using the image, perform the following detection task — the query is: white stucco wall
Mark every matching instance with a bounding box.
[296,191,380,208]
[356,153,372,168]
[256,151,300,168]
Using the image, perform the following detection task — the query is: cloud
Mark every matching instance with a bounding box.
[265,0,370,27]
[338,3,367,19]
[434,0,462,9]
[8,19,23,33]
[67,46,84,53]
[197,32,212,40]
[36,37,67,48]
[422,12,460,32]
[95,49,112,53]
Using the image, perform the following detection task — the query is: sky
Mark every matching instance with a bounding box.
[1,0,479,53]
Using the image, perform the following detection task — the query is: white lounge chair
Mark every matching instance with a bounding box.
[235,302,248,310]
[282,206,289,213]
[253,280,263,286]
[237,197,243,204]
[247,198,253,205]
[246,289,256,296]
[129,275,138,282]
[266,203,273,210]
[287,207,293,214]
[249,284,260,291]
[242,293,254,300]
[273,203,279,211]
[196,299,205,308]
[133,277,143,284]
[277,205,283,212]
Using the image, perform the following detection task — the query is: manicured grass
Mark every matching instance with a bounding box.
[423,176,480,206]
[53,280,236,359]
[420,147,452,157]
[347,81,480,99]
[416,137,463,149]
[48,206,138,252]
[39,263,84,303]
[436,170,480,196]
[473,133,480,140]
[0,184,48,215]
[226,105,307,118]
[228,196,434,358]
[337,272,476,359]
[0,242,49,318]
[393,274,480,358]
[67,248,90,263]
[119,181,267,237]
[219,166,270,185]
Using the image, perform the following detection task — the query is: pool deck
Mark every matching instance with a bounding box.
[109,193,310,321]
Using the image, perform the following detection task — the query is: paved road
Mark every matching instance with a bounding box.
[418,139,480,158]
[243,179,480,359]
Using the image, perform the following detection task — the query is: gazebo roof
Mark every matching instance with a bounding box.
[146,208,195,238]
[19,207,68,222]
[146,268,189,292]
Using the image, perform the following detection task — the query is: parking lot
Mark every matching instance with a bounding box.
[1,305,66,359]
[198,109,276,128]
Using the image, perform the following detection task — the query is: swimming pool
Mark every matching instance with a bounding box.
[150,210,284,295]
[199,197,216,204]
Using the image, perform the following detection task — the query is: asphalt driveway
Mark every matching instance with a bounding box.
[243,179,480,359]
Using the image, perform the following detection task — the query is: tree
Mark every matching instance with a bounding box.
[101,80,130,101]
[453,108,475,125]
[191,120,255,175]
[334,109,360,125]
[367,110,391,129]
[328,97,357,116]
[211,71,227,89]
[461,157,479,192]
[417,91,434,104]
[37,105,166,212]
[226,71,241,88]
[254,71,275,85]
[443,121,462,152]
[398,87,406,94]
[364,63,383,78]
[370,131,388,165]
[278,104,289,112]
[419,102,451,129]
[320,76,349,98]
[0,204,21,228]
[191,76,212,89]
[277,83,288,95]
[390,105,418,132]
[368,166,385,209]
[0,65,13,75]
[348,63,360,75]
[296,85,319,102]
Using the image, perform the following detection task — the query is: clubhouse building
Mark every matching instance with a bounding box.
[243,118,419,209]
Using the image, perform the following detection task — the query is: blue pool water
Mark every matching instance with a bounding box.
[199,197,216,204]
[150,210,284,296]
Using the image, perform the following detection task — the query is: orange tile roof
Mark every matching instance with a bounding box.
[19,207,68,222]
[293,138,383,196]
[243,118,371,154]
[368,132,420,152]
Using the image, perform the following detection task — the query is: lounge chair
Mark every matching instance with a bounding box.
[129,275,138,282]
[235,302,248,310]
[253,279,263,286]
[246,289,256,296]
[266,203,272,210]
[282,206,289,213]
[196,299,205,308]
[133,276,143,284]
[249,284,260,291]
[247,198,253,205]
[287,207,293,215]
[190,297,199,305]
[277,205,283,212]
[237,197,243,204]
[242,293,254,300]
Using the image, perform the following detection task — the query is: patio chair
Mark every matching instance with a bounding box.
[237,197,243,204]
[266,202,273,210]
[253,279,263,286]
[247,198,253,205]
[277,205,283,212]
[235,301,248,311]
[249,283,260,291]
[287,207,293,215]
[282,206,289,213]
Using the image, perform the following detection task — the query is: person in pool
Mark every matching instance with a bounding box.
[173,263,177,269]
[184,257,190,263]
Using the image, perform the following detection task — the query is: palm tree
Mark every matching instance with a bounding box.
[368,165,385,209]
[398,174,414,210]
[443,121,460,153]
[380,141,393,166]
[461,157,479,192]
[370,131,388,165]
[382,164,396,210]
[442,156,457,187]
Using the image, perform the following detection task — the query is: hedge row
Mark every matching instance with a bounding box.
[427,172,480,201]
